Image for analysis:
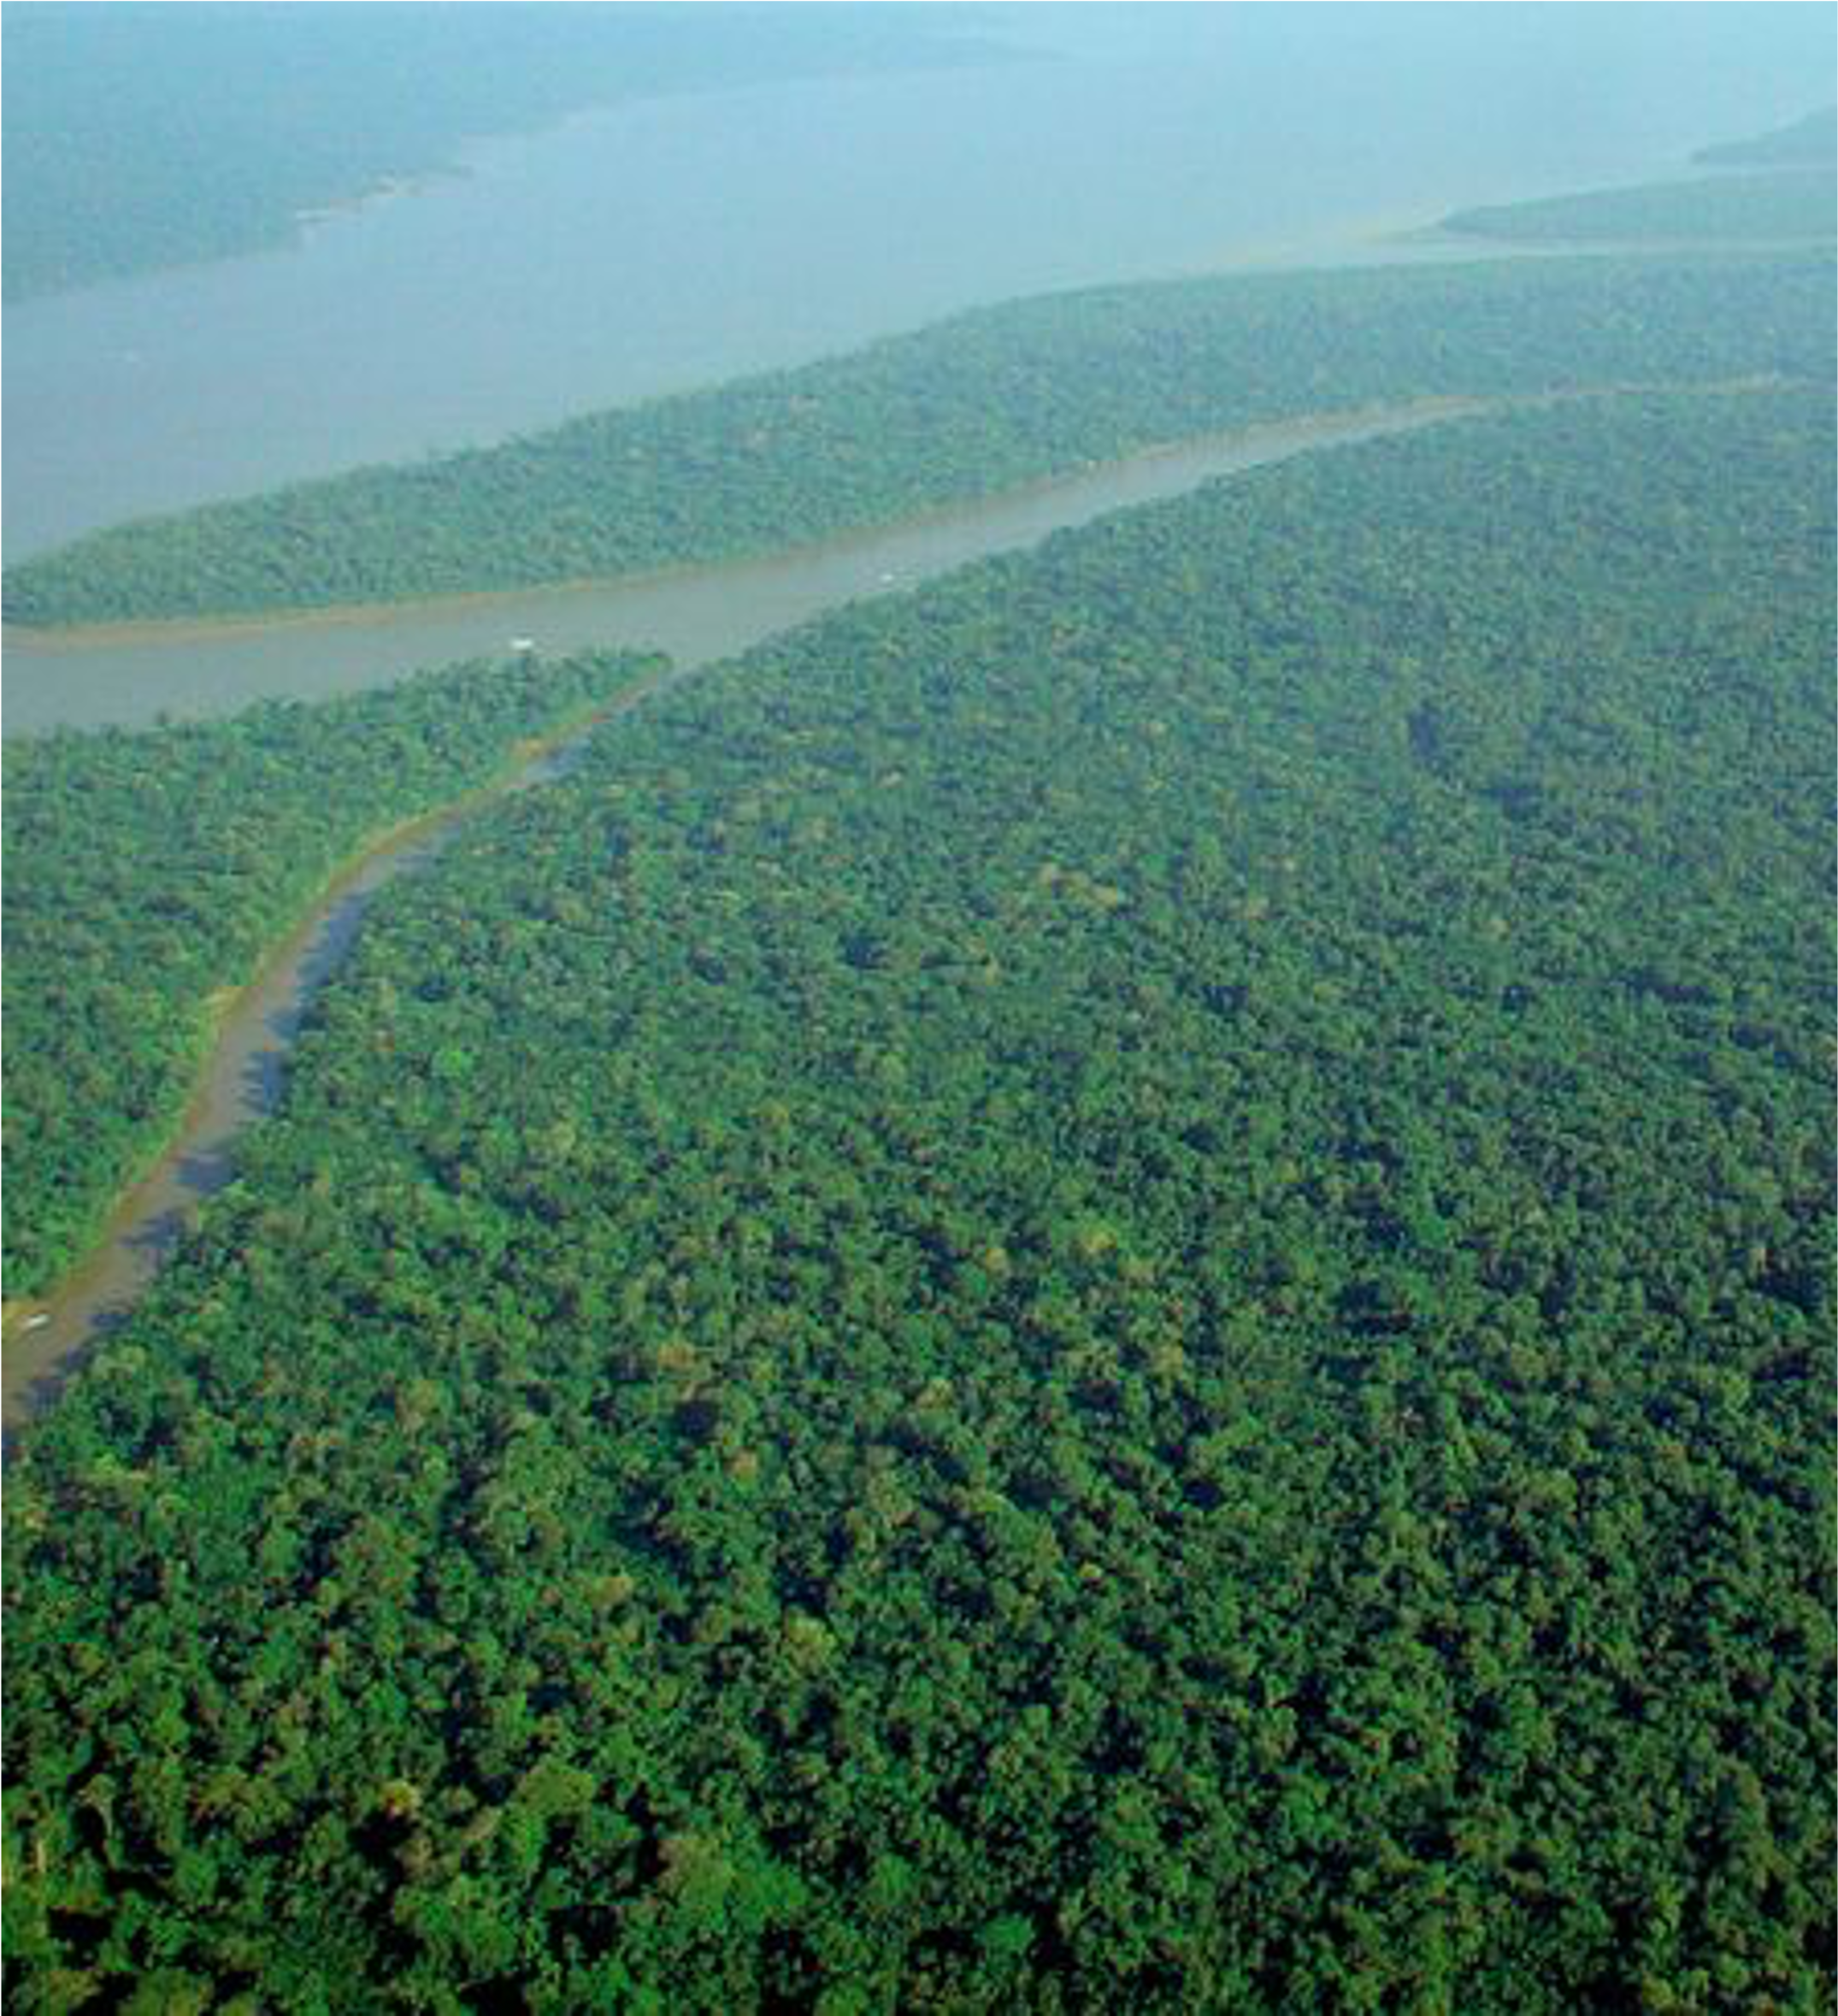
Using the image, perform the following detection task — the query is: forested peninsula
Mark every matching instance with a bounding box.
[1438,169,1836,246]
[3,649,659,1301]
[4,252,1830,629]
[1693,104,1837,167]
[6,385,1830,2008]
[1,7,1007,304]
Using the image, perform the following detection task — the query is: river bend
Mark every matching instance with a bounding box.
[0,388,1628,1428]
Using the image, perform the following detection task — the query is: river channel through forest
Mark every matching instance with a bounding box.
[5,4,1834,2003]
[1,393,1514,1424]
[3,398,1493,736]
[9,3,1822,557]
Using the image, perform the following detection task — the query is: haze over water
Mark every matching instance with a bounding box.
[5,3,1831,556]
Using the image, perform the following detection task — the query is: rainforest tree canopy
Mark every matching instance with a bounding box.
[2,647,660,1299]
[4,253,1829,628]
[5,386,1830,2010]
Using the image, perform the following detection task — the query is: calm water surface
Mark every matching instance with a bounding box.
[6,4,1829,554]
[3,2,1832,1424]
[0,834,441,1435]
[1,394,1499,1425]
[3,399,1486,735]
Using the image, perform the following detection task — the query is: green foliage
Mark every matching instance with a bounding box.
[2,648,659,1297]
[5,251,1831,628]
[5,385,1830,2007]
[1,6,1003,303]
[1694,105,1837,168]
[1440,170,1836,247]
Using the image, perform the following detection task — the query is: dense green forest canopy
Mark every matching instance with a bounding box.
[1694,104,1837,167]
[0,4,1009,303]
[1439,170,1836,247]
[4,251,1829,629]
[2,648,659,1300]
[6,385,1830,2009]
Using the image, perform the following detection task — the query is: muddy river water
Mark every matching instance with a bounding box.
[0,390,1561,1430]
[3,398,1484,738]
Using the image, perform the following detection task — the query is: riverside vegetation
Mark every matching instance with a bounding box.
[3,252,1830,628]
[1,7,1002,304]
[4,383,1831,2008]
[2,649,660,1301]
[1693,105,1836,168]
[1438,169,1835,247]
[1435,106,1838,250]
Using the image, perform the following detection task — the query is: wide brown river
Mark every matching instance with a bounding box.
[16,0,1817,556]
[0,393,1499,1432]
[3,398,1486,737]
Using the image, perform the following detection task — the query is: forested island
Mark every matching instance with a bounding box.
[3,649,659,1301]
[4,252,1830,629]
[1439,169,1835,246]
[1,6,1009,303]
[5,379,1830,2007]
[1694,104,1837,168]
[3,29,1835,1989]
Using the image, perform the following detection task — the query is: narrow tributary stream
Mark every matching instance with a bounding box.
[0,686,673,1435]
[0,386,1676,1430]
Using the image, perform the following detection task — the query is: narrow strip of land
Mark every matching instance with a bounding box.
[0,375,1796,1430]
